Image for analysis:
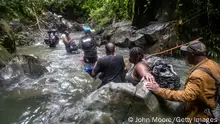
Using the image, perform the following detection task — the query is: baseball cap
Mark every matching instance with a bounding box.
[180,40,206,55]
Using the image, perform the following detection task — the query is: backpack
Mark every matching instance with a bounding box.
[81,36,96,51]
[195,67,220,122]
[69,40,78,51]
[143,56,181,90]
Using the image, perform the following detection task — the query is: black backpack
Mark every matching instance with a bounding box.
[195,67,220,122]
[143,57,181,90]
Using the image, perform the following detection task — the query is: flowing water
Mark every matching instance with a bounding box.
[0,32,190,124]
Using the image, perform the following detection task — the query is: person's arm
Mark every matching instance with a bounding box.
[61,35,69,44]
[78,38,82,49]
[135,63,155,82]
[147,76,202,102]
[91,60,101,77]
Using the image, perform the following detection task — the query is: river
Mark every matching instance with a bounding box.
[0,32,190,124]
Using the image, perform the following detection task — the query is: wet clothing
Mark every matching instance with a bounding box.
[65,40,78,53]
[61,34,78,53]
[93,55,125,88]
[155,58,220,122]
[83,56,97,64]
[79,35,97,63]
[125,64,140,85]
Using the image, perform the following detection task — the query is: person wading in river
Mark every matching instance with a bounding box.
[125,47,180,89]
[61,31,78,53]
[78,27,98,64]
[90,43,126,89]
[146,40,220,124]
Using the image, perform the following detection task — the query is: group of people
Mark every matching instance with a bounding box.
[60,27,98,64]
[61,27,220,123]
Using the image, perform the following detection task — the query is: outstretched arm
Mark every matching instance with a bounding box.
[146,76,202,102]
[135,63,155,83]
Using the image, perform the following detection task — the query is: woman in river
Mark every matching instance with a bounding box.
[125,47,155,86]
[126,47,181,90]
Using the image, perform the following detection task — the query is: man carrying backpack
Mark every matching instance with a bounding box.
[146,40,220,123]
[79,27,98,64]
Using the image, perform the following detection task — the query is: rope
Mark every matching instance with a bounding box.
[146,37,202,59]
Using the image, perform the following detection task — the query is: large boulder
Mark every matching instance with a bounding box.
[52,82,184,124]
[0,54,47,87]
[42,12,83,33]
[100,21,177,54]
[137,21,177,54]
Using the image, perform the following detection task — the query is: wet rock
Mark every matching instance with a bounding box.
[55,82,183,124]
[9,20,24,32]
[137,21,177,53]
[100,21,177,54]
[101,22,132,43]
[0,20,16,53]
[42,12,83,33]
[0,54,47,87]
[110,24,134,47]
[0,45,12,69]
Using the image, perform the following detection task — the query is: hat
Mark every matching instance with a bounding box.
[83,26,91,33]
[180,41,206,55]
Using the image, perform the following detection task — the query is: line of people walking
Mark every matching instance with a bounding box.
[61,27,220,123]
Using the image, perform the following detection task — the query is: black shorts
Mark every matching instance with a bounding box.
[83,56,97,64]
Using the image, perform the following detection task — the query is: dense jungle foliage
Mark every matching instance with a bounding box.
[0,0,219,59]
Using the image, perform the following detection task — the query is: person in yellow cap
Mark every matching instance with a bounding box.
[145,40,220,123]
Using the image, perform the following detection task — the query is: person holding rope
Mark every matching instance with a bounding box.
[146,40,220,123]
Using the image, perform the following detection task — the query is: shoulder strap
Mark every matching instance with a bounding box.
[196,67,220,119]
[196,67,220,85]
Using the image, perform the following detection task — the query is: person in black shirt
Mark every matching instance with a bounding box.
[79,28,98,64]
[90,43,127,89]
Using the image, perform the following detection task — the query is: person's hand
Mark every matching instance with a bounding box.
[145,81,160,92]
[142,73,155,82]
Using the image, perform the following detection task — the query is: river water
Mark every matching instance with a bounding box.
[0,32,190,124]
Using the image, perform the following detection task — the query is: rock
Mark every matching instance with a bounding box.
[0,45,12,69]
[100,21,177,54]
[137,21,177,54]
[0,54,47,87]
[0,20,16,53]
[55,82,184,124]
[110,25,133,47]
[72,22,83,31]
[15,31,36,46]
[42,12,83,33]
[105,21,137,47]
[9,20,24,32]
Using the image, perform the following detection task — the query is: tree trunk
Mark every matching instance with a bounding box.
[132,0,175,29]
[132,0,149,29]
